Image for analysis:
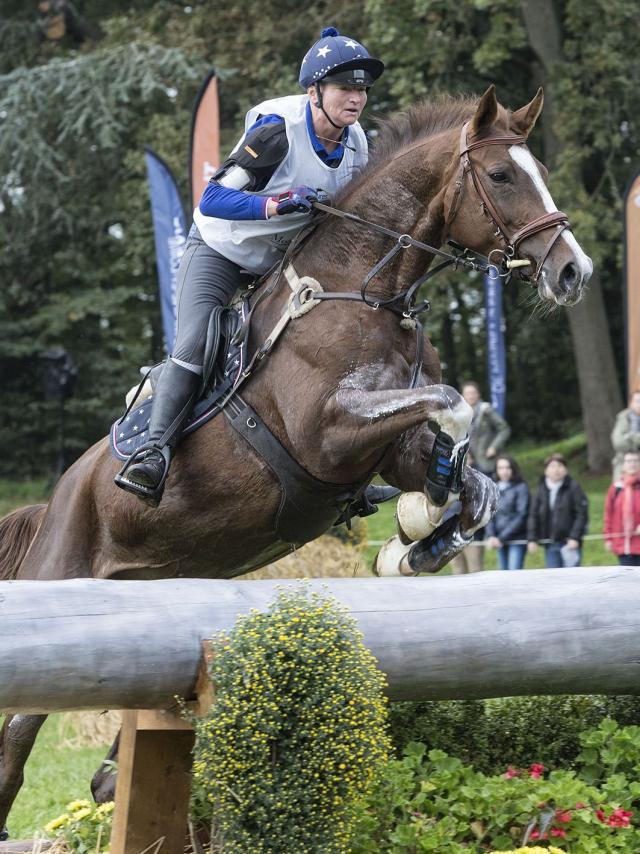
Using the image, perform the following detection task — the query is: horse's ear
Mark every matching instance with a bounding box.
[470,85,498,137]
[510,88,544,137]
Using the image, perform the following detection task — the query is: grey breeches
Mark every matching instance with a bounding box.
[171,228,243,373]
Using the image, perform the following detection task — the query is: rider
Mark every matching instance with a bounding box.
[116,27,394,507]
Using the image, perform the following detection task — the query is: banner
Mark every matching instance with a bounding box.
[484,266,506,416]
[189,70,220,213]
[624,171,640,397]
[144,147,187,352]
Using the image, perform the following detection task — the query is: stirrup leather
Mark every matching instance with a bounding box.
[424,421,469,507]
[114,443,171,504]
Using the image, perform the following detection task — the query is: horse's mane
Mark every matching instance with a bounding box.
[338,95,478,202]
[369,95,478,168]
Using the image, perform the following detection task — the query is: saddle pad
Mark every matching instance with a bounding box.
[109,302,249,461]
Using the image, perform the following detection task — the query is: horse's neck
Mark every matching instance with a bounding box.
[300,135,455,294]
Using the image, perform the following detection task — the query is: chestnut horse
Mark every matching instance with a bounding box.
[0,86,591,825]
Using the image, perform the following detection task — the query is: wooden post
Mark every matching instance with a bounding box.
[109,708,194,854]
[110,643,214,854]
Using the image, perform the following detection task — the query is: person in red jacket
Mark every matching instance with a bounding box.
[604,450,640,566]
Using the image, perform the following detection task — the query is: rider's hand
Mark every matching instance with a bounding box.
[271,186,319,216]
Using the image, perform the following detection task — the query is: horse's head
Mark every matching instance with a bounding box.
[444,86,592,306]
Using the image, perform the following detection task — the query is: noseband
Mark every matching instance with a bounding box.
[447,121,571,282]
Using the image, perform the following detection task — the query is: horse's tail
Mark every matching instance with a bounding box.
[0,504,47,580]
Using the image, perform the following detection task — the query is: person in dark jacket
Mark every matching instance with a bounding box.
[486,455,530,570]
[527,453,589,568]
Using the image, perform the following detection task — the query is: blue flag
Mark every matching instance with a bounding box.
[484,266,506,416]
[144,148,187,352]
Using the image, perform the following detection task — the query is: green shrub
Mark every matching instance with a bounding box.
[389,695,640,775]
[190,584,391,853]
[351,735,640,852]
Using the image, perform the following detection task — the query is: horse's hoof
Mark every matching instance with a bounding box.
[373,536,415,577]
[396,492,437,544]
[0,826,8,841]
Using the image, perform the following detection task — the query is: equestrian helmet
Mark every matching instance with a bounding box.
[298,27,384,89]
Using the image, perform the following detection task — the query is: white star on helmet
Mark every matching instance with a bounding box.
[317,46,331,58]
[343,39,359,49]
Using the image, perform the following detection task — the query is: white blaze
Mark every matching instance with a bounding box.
[508,146,593,279]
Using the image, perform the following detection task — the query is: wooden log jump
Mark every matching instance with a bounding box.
[1,567,640,713]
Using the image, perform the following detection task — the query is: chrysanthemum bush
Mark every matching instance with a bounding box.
[44,799,113,853]
[350,718,640,852]
[189,584,391,853]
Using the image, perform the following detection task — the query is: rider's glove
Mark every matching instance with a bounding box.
[270,186,325,216]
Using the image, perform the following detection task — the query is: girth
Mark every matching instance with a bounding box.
[223,392,369,546]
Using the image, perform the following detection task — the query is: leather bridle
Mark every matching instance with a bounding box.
[446,121,572,282]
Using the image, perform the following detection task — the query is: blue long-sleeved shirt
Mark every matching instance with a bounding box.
[198,103,349,221]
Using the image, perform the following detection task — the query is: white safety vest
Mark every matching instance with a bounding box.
[193,94,368,274]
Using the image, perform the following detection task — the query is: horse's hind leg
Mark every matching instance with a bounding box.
[0,714,47,833]
[91,731,119,804]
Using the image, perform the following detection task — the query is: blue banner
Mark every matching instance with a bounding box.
[144,148,187,352]
[484,266,506,416]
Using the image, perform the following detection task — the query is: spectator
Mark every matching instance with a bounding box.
[527,453,589,568]
[461,381,511,476]
[604,450,640,566]
[611,391,640,480]
[486,454,530,570]
[449,382,511,575]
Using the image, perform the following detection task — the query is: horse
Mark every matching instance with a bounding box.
[0,86,592,825]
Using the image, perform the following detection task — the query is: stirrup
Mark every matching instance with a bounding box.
[114,444,171,507]
[424,421,469,507]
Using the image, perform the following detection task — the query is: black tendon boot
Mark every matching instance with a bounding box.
[114,360,200,505]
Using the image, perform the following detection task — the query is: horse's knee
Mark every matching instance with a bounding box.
[425,385,473,441]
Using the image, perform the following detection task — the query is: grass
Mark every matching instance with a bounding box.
[0,716,109,839]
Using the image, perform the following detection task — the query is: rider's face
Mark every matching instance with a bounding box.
[311,83,368,126]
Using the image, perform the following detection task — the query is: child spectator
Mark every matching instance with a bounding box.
[527,453,589,567]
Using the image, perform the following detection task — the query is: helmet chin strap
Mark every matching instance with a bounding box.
[314,82,346,131]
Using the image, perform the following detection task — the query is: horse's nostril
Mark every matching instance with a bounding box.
[560,262,579,291]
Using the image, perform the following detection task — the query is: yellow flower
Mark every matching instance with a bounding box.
[71,808,92,821]
[45,813,70,833]
[94,802,115,817]
[66,799,90,811]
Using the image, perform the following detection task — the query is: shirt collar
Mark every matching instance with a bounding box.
[305,100,348,162]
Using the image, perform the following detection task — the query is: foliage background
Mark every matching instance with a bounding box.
[1,0,638,477]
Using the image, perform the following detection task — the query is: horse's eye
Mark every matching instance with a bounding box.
[489,171,509,183]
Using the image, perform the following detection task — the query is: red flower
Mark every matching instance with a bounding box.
[504,766,519,778]
[575,802,587,810]
[551,827,567,838]
[529,763,545,778]
[529,830,548,840]
[596,808,607,823]
[556,809,572,823]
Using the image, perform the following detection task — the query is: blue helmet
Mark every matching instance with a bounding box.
[298,27,384,90]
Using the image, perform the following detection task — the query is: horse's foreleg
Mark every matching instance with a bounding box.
[375,467,498,576]
[91,731,119,804]
[334,383,472,452]
[0,714,47,832]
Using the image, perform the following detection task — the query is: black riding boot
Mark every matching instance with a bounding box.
[114,360,200,505]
